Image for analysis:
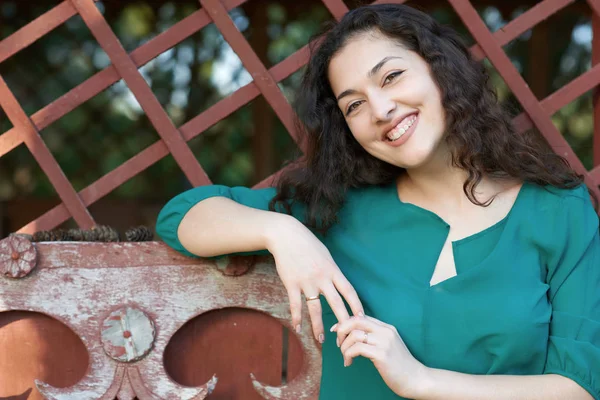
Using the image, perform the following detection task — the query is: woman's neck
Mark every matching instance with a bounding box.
[399,155,518,211]
[402,142,464,197]
[402,164,471,206]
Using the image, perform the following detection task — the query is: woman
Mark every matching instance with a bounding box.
[156,4,599,399]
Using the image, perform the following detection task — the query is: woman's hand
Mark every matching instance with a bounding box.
[332,315,429,398]
[265,214,364,343]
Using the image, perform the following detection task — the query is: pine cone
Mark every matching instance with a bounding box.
[32,229,75,241]
[56,229,74,241]
[32,230,58,242]
[82,229,99,241]
[93,225,120,242]
[67,228,86,241]
[125,226,154,242]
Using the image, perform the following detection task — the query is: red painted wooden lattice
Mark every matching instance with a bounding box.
[1,0,598,235]
[1,0,600,399]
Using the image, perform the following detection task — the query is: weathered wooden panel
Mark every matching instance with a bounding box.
[0,237,321,399]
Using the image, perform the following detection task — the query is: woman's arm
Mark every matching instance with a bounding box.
[414,369,594,400]
[334,314,597,400]
[177,196,289,257]
[157,189,365,343]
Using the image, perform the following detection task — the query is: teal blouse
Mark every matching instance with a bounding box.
[156,182,600,399]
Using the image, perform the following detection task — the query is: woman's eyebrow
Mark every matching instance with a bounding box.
[368,56,402,78]
[336,56,403,102]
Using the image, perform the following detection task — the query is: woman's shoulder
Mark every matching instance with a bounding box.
[535,182,590,199]
[524,182,592,211]
[521,182,598,237]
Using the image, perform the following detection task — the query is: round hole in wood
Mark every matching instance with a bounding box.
[164,307,303,400]
[0,311,89,400]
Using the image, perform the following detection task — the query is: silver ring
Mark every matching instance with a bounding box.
[363,331,369,344]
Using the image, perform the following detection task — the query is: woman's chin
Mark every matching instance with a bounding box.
[389,153,434,171]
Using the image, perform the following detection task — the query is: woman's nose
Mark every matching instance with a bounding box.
[371,95,396,122]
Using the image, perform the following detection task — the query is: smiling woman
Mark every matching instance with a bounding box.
[328,35,446,168]
[156,3,600,400]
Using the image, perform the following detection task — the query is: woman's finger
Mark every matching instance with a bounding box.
[321,283,350,325]
[336,316,379,349]
[362,315,388,327]
[340,329,374,354]
[304,291,325,343]
[333,272,364,317]
[287,287,302,333]
[343,342,379,367]
[331,314,386,333]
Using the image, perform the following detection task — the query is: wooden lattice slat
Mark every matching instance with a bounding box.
[0,76,95,230]
[590,0,600,169]
[200,0,302,146]
[321,0,350,21]
[470,0,576,60]
[0,0,100,64]
[512,62,600,133]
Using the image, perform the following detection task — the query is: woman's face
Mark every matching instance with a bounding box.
[328,31,448,170]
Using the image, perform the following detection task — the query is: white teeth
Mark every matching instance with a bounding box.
[386,115,417,141]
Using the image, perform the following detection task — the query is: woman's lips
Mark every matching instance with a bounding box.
[383,113,419,147]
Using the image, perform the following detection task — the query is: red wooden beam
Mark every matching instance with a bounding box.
[470,0,576,61]
[200,0,305,149]
[69,0,211,188]
[0,0,98,64]
[590,0,600,168]
[587,0,600,17]
[321,0,349,21]
[448,0,600,196]
[592,164,600,181]
[513,62,600,134]
[0,76,95,231]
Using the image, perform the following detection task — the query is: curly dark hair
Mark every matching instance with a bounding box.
[269,3,585,232]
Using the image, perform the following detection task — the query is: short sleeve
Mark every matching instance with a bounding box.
[156,185,278,257]
[542,185,600,399]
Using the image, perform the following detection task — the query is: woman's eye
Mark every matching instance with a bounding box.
[346,101,362,115]
[383,71,402,85]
